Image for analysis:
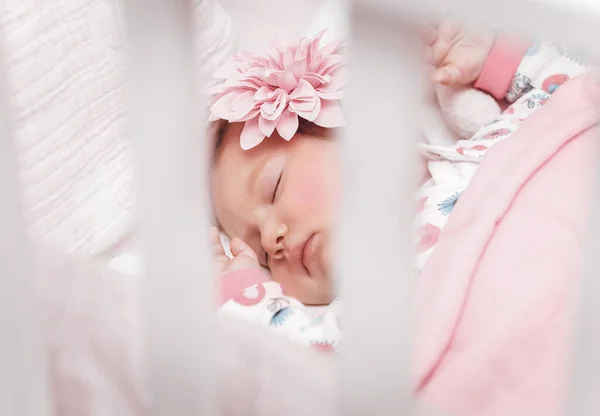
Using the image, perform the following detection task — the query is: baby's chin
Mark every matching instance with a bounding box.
[296,283,335,306]
[271,268,334,306]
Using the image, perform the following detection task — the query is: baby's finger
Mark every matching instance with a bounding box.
[449,47,489,85]
[230,237,259,263]
[420,25,437,45]
[433,65,464,86]
[430,21,463,65]
[430,39,453,66]
[210,226,227,256]
[423,46,433,63]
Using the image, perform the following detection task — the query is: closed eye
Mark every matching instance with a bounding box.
[271,172,283,203]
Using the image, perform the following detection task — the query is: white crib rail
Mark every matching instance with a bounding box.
[0,54,51,415]
[123,1,215,414]
[570,185,600,415]
[338,3,421,414]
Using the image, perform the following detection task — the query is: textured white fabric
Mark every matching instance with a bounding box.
[0,0,235,256]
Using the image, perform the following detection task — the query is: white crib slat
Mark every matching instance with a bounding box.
[123,1,215,414]
[568,166,600,414]
[338,4,421,414]
[0,58,51,415]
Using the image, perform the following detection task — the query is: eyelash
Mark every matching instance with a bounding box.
[271,172,283,203]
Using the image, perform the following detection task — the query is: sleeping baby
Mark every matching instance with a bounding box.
[209,22,592,353]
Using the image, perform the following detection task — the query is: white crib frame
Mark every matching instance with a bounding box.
[1,0,600,414]
[0,29,52,416]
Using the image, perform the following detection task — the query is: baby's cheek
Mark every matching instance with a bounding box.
[287,170,333,217]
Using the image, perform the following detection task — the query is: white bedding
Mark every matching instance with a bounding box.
[2,0,235,257]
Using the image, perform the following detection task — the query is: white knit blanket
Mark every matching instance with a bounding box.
[0,0,235,256]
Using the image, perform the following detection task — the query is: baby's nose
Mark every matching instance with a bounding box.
[262,223,287,259]
[266,235,285,260]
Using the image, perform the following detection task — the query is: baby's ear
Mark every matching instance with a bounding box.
[436,84,501,140]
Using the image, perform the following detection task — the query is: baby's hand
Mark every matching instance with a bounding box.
[423,21,495,86]
[211,227,262,276]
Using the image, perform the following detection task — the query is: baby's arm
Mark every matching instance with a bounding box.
[475,37,592,102]
[217,269,341,353]
[427,22,593,101]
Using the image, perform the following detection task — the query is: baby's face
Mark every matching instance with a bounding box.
[211,123,339,305]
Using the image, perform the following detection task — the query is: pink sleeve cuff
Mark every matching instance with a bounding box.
[475,35,531,100]
[216,268,271,307]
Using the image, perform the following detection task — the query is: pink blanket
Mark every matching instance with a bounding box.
[415,71,600,415]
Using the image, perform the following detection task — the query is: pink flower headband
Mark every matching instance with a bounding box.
[209,30,347,150]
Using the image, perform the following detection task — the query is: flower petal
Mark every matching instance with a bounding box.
[210,91,238,120]
[320,40,345,57]
[292,57,308,81]
[309,55,324,73]
[318,54,345,76]
[313,29,327,44]
[240,118,265,150]
[239,108,260,122]
[302,73,329,88]
[317,90,344,100]
[258,115,277,137]
[209,29,347,143]
[277,71,297,91]
[290,79,316,100]
[289,97,316,113]
[289,80,320,121]
[283,48,295,70]
[293,96,321,122]
[299,37,312,58]
[314,100,345,128]
[260,90,287,121]
[229,90,259,121]
[318,67,349,94]
[223,75,262,90]
[276,108,299,140]
[262,69,283,86]
[254,86,272,102]
[267,47,284,69]
[308,30,327,61]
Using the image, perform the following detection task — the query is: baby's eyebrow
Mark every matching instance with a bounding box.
[246,157,269,197]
